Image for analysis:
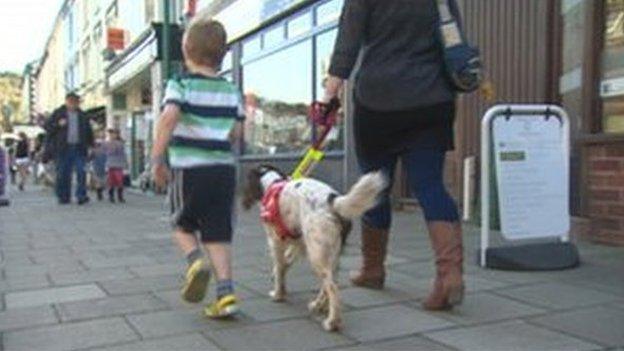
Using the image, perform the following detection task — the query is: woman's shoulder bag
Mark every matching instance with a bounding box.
[434,0,483,93]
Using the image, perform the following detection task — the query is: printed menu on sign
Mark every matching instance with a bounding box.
[493,116,570,240]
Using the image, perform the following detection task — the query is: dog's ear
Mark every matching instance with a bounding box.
[242,168,264,210]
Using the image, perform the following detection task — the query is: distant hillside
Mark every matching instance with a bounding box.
[0,72,23,132]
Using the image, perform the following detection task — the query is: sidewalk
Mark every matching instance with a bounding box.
[0,185,623,351]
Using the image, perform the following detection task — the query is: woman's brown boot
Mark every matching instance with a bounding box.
[349,223,389,289]
[422,221,464,310]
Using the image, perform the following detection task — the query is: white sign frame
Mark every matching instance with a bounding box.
[480,105,571,268]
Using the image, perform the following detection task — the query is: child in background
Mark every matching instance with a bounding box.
[105,128,127,203]
[91,132,107,201]
[151,17,244,318]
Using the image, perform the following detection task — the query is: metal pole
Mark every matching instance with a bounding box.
[161,0,172,81]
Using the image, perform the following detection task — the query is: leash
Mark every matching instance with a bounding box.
[291,98,341,179]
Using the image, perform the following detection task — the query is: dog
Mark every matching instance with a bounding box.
[243,165,386,331]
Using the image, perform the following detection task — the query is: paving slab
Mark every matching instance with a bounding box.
[204,318,354,351]
[330,336,454,351]
[340,286,413,308]
[80,255,157,270]
[238,298,310,322]
[126,308,250,339]
[152,285,261,310]
[341,305,455,342]
[0,305,58,332]
[57,294,169,322]
[529,305,624,347]
[92,333,220,351]
[5,284,107,309]
[128,263,185,278]
[425,292,546,325]
[4,317,138,351]
[494,282,622,310]
[98,275,181,295]
[49,267,135,286]
[425,320,600,351]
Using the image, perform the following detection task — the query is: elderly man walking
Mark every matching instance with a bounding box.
[45,92,94,205]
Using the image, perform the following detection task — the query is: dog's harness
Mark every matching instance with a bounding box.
[261,180,299,241]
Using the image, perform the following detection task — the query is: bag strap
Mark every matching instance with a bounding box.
[434,0,464,48]
[435,0,453,23]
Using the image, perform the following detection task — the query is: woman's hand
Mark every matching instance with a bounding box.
[323,76,344,103]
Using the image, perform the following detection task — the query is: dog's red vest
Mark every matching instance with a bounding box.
[261,181,299,240]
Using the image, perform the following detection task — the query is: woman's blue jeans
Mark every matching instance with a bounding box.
[359,148,459,230]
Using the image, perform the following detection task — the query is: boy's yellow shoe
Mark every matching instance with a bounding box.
[181,259,211,303]
[204,294,240,319]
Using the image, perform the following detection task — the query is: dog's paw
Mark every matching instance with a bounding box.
[269,289,286,302]
[322,318,342,332]
[308,299,322,314]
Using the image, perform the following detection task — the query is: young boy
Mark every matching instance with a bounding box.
[152,18,243,318]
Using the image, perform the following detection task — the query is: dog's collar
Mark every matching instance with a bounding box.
[260,181,300,241]
[260,171,286,190]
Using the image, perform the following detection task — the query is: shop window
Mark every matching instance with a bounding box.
[601,0,624,133]
[221,50,233,72]
[243,35,262,59]
[288,12,312,38]
[263,24,285,49]
[316,0,344,26]
[315,29,343,151]
[243,40,313,155]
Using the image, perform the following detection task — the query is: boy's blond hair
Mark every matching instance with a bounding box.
[183,17,227,68]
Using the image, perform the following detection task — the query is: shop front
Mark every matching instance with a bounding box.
[567,0,624,245]
[105,23,183,183]
[207,0,349,190]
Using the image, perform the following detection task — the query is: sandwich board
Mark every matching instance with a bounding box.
[479,105,579,270]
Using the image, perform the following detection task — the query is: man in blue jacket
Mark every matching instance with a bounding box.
[45,92,94,205]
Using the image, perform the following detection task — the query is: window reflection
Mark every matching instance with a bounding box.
[316,29,343,151]
[243,40,313,155]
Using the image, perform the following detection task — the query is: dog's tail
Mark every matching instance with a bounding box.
[330,172,386,219]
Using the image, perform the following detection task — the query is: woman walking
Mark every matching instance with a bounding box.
[104,129,128,203]
[14,132,31,191]
[324,0,465,310]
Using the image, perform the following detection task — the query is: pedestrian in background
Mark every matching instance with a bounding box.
[14,132,30,191]
[104,128,127,203]
[91,131,107,201]
[31,134,45,185]
[45,92,94,205]
[324,0,465,311]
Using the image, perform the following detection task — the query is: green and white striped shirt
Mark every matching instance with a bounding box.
[162,74,244,168]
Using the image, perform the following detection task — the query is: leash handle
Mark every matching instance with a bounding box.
[309,98,341,149]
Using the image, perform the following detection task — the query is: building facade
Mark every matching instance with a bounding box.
[558,0,624,245]
[35,12,67,118]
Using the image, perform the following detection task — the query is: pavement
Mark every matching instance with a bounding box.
[1,184,624,351]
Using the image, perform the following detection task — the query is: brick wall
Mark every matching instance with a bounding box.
[586,143,624,246]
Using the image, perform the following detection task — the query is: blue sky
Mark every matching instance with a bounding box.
[0,0,64,73]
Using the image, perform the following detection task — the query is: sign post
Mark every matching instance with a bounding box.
[480,104,579,270]
[0,145,9,206]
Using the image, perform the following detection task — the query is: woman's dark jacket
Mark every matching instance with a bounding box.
[329,0,462,111]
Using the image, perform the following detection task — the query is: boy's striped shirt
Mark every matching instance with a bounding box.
[163,74,244,168]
